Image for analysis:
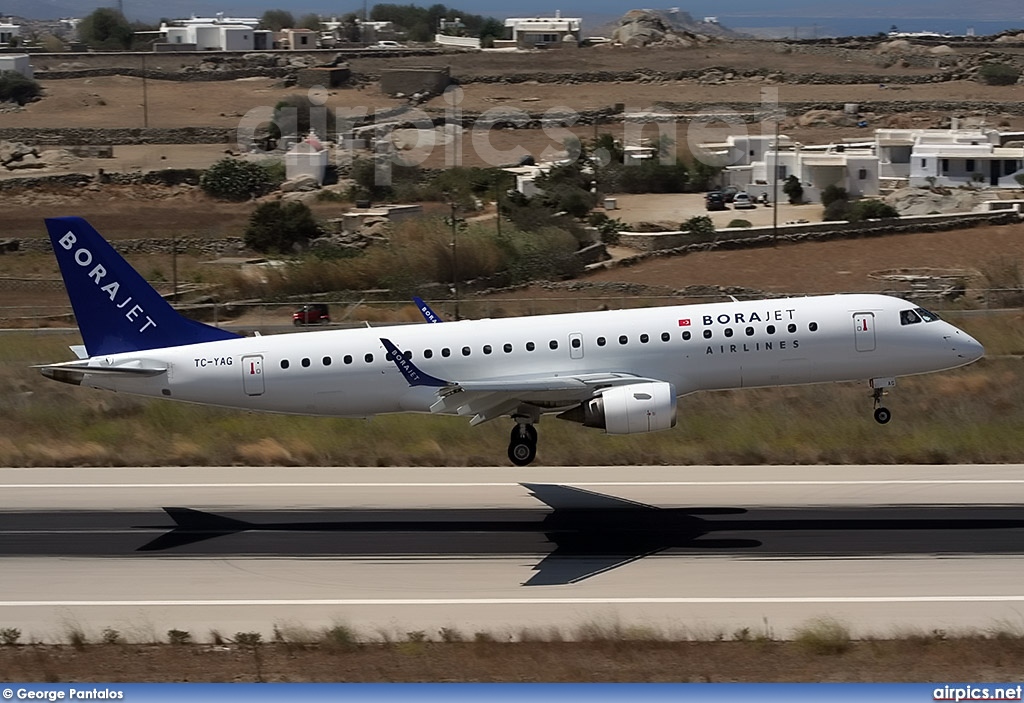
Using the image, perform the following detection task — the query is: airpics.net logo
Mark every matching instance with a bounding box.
[233,84,786,185]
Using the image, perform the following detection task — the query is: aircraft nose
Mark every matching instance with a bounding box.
[950,329,985,363]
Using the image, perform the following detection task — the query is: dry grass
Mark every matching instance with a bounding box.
[1,625,1023,682]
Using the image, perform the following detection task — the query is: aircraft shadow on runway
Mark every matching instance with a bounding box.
[4,483,1024,585]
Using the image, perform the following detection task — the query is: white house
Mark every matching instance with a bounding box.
[504,12,581,49]
[0,54,33,80]
[708,134,880,203]
[0,20,19,46]
[160,15,271,51]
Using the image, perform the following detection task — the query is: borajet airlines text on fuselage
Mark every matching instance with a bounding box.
[702,307,797,325]
[57,230,157,334]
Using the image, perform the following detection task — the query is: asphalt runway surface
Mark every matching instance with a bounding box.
[2,465,1023,642]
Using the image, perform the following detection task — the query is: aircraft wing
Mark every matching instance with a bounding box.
[524,547,668,586]
[380,338,658,425]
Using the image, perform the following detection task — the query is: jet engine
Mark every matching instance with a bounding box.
[559,382,677,434]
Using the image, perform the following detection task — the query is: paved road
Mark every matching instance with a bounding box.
[1,465,1022,642]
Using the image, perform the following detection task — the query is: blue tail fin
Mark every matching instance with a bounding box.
[45,216,242,357]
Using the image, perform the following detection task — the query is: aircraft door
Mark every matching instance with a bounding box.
[569,333,584,359]
[243,355,265,395]
[853,313,876,352]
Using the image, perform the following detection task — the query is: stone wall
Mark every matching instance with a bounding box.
[0,127,234,146]
[615,210,1020,256]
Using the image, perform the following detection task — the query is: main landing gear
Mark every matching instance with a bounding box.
[870,377,896,425]
[508,421,538,466]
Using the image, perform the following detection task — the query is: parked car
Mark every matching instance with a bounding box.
[292,304,330,326]
[732,192,756,209]
[372,40,403,48]
[721,185,740,203]
[705,191,728,211]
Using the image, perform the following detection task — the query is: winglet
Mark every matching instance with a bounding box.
[412,296,443,323]
[380,338,449,387]
[44,216,242,357]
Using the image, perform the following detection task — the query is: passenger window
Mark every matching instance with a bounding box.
[301,358,310,368]
[424,349,433,359]
[703,330,712,339]
[483,345,492,355]
[403,351,412,360]
[767,325,775,335]
[788,323,797,333]
[364,353,373,363]
[344,355,352,365]
[745,327,754,336]
[640,333,649,343]
[661,332,670,342]
[503,343,512,353]
[323,356,332,366]
[901,310,922,325]
[724,328,734,338]
[571,338,581,348]
[682,331,691,341]
[597,337,606,346]
[549,340,558,350]
[618,335,628,345]
[281,359,290,369]
[526,342,535,351]
[442,348,451,357]
[809,322,818,332]
[462,346,471,356]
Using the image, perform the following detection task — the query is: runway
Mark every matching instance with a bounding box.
[2,465,1023,642]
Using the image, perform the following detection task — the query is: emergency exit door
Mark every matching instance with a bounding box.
[243,355,265,395]
[853,313,876,352]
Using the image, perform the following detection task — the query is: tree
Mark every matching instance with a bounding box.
[978,63,1021,86]
[847,200,899,222]
[820,184,849,208]
[782,175,804,204]
[298,14,322,31]
[200,158,282,201]
[244,201,321,254]
[260,9,296,31]
[0,71,41,105]
[78,8,134,50]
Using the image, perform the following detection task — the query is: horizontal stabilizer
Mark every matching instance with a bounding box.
[523,483,659,511]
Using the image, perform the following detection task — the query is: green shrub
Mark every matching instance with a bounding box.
[682,215,715,236]
[0,71,42,105]
[0,627,21,645]
[244,201,321,254]
[727,219,752,228]
[782,175,804,204]
[200,158,282,201]
[821,184,849,207]
[100,627,123,644]
[978,63,1021,86]
[847,199,899,222]
[823,199,851,221]
[793,617,852,655]
[167,629,192,645]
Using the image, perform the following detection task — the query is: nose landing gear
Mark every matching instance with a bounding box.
[870,377,896,424]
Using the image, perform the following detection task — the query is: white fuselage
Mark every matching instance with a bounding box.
[73,294,982,418]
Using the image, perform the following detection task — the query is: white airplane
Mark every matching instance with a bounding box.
[38,216,984,466]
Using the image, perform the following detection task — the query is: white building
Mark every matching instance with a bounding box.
[504,12,581,49]
[875,128,1024,189]
[706,134,880,203]
[160,15,271,51]
[0,54,33,79]
[0,20,19,45]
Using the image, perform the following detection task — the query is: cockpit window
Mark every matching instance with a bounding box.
[915,307,941,322]
[900,309,921,326]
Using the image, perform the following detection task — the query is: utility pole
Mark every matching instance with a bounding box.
[141,53,149,128]
[772,118,780,247]
[449,198,460,321]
